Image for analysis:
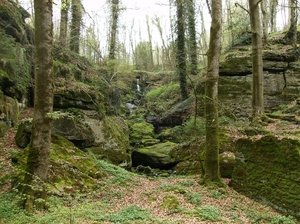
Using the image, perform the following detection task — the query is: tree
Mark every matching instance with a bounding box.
[261,0,269,44]
[187,0,198,76]
[108,0,120,60]
[176,0,188,100]
[285,0,298,46]
[70,0,82,53]
[270,0,278,32]
[22,0,54,212]
[203,0,222,184]
[249,0,264,118]
[59,0,69,46]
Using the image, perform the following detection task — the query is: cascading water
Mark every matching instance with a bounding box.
[136,76,141,92]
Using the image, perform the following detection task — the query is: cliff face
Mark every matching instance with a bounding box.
[0,0,33,136]
[219,38,300,118]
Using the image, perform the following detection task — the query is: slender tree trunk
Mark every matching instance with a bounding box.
[249,0,264,118]
[176,0,188,100]
[22,0,54,212]
[59,0,69,46]
[261,0,269,44]
[270,0,278,32]
[203,0,222,184]
[70,0,81,53]
[146,16,154,69]
[187,0,198,76]
[108,0,119,60]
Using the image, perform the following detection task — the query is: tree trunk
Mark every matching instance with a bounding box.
[203,0,222,184]
[249,0,264,118]
[270,0,278,32]
[22,0,54,212]
[176,0,188,100]
[285,0,298,46]
[108,0,119,60]
[146,15,154,69]
[59,0,69,46]
[187,0,198,76]
[261,0,269,44]
[70,0,81,53]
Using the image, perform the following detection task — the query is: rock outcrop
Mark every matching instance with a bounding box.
[230,135,300,219]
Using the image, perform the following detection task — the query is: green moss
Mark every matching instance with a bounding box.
[231,135,300,219]
[13,135,106,195]
[160,194,180,210]
[128,121,160,147]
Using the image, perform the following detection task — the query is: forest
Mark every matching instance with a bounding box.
[0,0,299,223]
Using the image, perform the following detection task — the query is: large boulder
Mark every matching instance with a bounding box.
[230,135,300,219]
[12,135,105,194]
[132,141,179,169]
[86,115,131,167]
[15,110,132,167]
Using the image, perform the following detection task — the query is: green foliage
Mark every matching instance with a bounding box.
[166,116,205,142]
[95,159,136,185]
[246,210,297,224]
[0,193,23,220]
[160,194,180,210]
[196,205,221,221]
[159,182,187,194]
[145,83,181,114]
[103,205,151,223]
[186,193,202,206]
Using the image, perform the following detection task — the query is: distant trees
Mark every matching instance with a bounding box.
[203,0,222,184]
[22,0,54,212]
[249,0,264,118]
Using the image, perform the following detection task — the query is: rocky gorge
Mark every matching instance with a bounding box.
[0,0,300,220]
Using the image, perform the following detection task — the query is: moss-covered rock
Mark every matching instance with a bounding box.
[87,116,131,167]
[128,121,160,148]
[230,135,300,219]
[0,92,19,136]
[13,135,106,195]
[132,141,179,169]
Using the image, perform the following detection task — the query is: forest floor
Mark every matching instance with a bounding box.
[0,109,298,224]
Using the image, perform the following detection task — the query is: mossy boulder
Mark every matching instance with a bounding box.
[0,92,19,136]
[230,135,300,219]
[128,121,160,147]
[132,141,179,169]
[12,135,106,195]
[87,116,131,167]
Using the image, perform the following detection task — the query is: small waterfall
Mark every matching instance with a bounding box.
[136,76,141,92]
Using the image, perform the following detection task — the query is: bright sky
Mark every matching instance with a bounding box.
[18,0,289,57]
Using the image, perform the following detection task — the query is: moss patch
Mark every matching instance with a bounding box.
[230,135,300,219]
[13,135,106,195]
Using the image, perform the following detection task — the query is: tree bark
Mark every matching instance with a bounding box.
[270,0,278,32]
[285,0,298,46]
[108,0,120,60]
[203,0,222,184]
[59,0,69,46]
[70,0,81,53]
[261,0,269,44]
[187,0,198,76]
[249,0,264,118]
[22,0,54,212]
[176,0,188,100]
